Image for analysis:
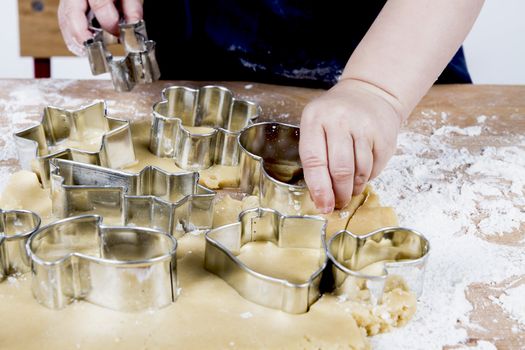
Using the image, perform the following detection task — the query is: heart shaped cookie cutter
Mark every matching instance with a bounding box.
[50,158,215,238]
[0,209,41,280]
[26,215,178,311]
[149,85,260,170]
[327,227,430,302]
[14,101,136,188]
[84,19,160,91]
[238,122,317,215]
[204,207,327,314]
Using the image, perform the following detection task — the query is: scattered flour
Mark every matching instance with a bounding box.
[433,125,482,136]
[240,312,253,319]
[370,116,525,349]
[490,284,525,326]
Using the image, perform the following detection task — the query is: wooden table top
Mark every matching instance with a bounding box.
[0,79,523,349]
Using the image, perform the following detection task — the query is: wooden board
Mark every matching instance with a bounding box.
[0,79,523,349]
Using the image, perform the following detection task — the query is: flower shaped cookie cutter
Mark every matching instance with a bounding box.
[26,215,178,311]
[204,207,328,314]
[327,227,430,302]
[0,209,41,281]
[238,122,317,215]
[149,85,260,171]
[84,19,160,91]
[50,159,215,238]
[14,101,136,188]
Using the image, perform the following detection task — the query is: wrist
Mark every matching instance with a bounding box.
[335,77,407,126]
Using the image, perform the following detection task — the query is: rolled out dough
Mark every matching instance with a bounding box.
[0,121,416,350]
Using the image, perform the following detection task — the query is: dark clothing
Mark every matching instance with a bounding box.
[144,0,472,88]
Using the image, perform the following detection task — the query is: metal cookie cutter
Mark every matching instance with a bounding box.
[13,101,136,188]
[84,20,160,91]
[327,227,430,302]
[239,122,316,215]
[204,207,327,314]
[50,158,215,237]
[149,85,260,170]
[26,215,177,311]
[0,209,41,280]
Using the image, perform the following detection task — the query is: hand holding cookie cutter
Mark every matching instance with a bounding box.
[50,159,215,237]
[150,85,260,170]
[0,209,41,280]
[238,122,317,215]
[205,207,327,314]
[26,215,178,311]
[14,101,136,187]
[327,227,430,302]
[84,19,160,91]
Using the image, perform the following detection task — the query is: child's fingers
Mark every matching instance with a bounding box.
[299,115,335,214]
[325,123,355,209]
[88,0,120,35]
[370,143,392,180]
[352,134,373,195]
[58,0,92,56]
[122,0,143,23]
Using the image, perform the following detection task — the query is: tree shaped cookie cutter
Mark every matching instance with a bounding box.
[50,159,215,238]
[149,85,260,171]
[84,20,160,92]
[327,227,430,303]
[238,122,317,215]
[204,207,328,314]
[26,215,178,311]
[14,101,136,188]
[0,209,41,281]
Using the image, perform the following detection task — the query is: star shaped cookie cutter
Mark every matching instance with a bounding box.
[26,214,178,311]
[84,19,160,91]
[149,85,260,171]
[0,209,41,281]
[238,122,317,215]
[50,159,215,238]
[204,207,328,314]
[327,227,430,302]
[13,101,136,188]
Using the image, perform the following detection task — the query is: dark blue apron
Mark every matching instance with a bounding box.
[144,0,471,88]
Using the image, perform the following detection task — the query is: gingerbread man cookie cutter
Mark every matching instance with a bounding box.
[327,227,430,302]
[0,209,41,281]
[26,215,178,311]
[238,122,317,215]
[50,159,215,238]
[84,19,160,92]
[204,207,328,314]
[149,85,260,171]
[14,101,136,188]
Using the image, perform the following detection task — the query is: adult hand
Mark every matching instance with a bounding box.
[299,78,403,213]
[58,0,143,56]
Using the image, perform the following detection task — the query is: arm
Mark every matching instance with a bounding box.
[300,0,484,213]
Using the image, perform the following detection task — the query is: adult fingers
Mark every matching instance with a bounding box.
[299,114,334,214]
[58,0,92,55]
[325,123,355,209]
[122,0,143,23]
[88,0,120,35]
[352,134,373,195]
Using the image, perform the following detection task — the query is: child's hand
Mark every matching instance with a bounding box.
[299,79,403,213]
[58,0,143,56]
